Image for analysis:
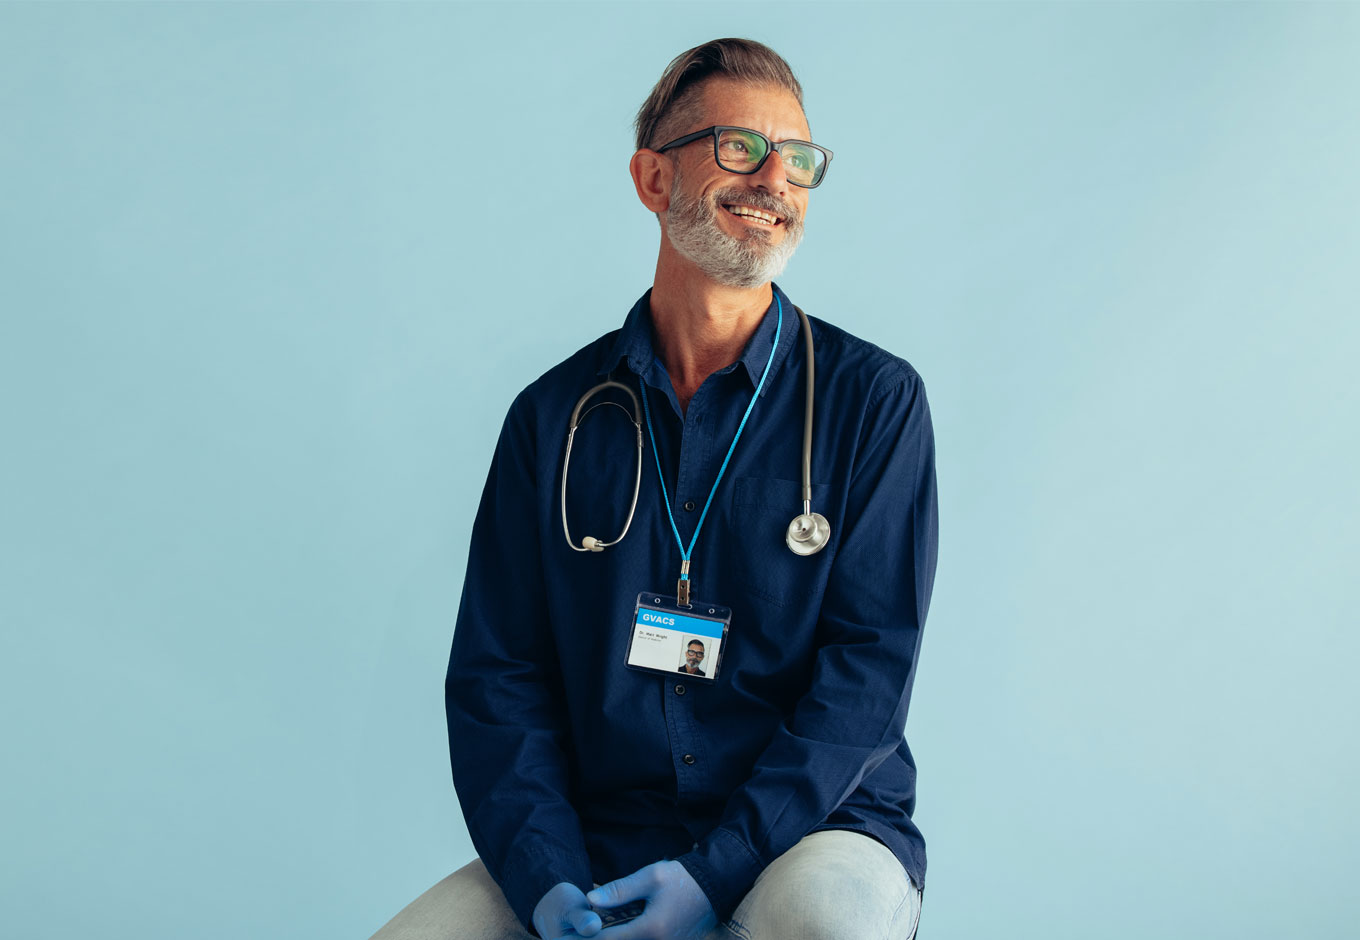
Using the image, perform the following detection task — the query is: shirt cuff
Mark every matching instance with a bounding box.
[500,843,595,935]
[675,828,765,921]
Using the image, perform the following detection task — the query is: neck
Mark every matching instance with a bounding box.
[648,247,772,412]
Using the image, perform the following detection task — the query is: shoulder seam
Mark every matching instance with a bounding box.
[867,361,917,410]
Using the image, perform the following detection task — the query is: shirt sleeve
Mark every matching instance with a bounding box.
[445,392,594,931]
[676,370,939,918]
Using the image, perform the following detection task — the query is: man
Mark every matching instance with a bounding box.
[373,38,937,940]
[678,640,707,677]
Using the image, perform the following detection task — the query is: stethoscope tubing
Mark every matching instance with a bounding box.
[560,303,828,556]
[561,379,643,552]
[795,305,815,514]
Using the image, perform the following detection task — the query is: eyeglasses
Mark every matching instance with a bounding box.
[657,125,834,189]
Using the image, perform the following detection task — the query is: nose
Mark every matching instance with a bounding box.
[751,149,790,194]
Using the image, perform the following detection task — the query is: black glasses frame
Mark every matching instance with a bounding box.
[656,125,834,189]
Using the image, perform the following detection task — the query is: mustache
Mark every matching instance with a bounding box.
[709,186,800,224]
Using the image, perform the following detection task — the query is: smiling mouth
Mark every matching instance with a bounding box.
[723,203,783,226]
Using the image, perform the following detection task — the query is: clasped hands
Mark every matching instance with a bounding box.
[532,860,717,940]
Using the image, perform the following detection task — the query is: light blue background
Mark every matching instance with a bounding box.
[2,2,1357,937]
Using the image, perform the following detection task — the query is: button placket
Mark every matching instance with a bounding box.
[672,395,716,541]
[662,671,703,797]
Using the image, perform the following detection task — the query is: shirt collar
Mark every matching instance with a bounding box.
[599,283,798,398]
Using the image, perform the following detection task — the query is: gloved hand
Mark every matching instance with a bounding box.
[587,860,717,940]
[533,881,603,940]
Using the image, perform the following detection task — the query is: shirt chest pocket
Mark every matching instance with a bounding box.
[730,477,834,608]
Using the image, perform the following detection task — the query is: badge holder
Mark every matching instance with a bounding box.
[626,593,730,684]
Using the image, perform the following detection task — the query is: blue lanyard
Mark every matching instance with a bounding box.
[639,294,784,605]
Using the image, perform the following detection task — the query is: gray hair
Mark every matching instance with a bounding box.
[634,38,804,152]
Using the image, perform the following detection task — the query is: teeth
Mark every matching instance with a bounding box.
[726,205,779,225]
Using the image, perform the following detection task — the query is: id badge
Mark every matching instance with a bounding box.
[626,593,731,684]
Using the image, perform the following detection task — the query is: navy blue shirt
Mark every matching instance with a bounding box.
[446,284,938,929]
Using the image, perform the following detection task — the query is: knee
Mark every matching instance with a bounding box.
[735,865,868,940]
[731,833,916,940]
[369,859,526,940]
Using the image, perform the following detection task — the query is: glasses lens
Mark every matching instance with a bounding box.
[779,143,826,187]
[715,128,769,172]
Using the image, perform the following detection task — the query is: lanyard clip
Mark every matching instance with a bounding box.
[677,560,691,607]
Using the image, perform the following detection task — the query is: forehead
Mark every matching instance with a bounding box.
[692,77,810,142]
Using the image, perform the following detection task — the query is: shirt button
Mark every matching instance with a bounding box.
[683,753,696,765]
[674,684,686,695]
[683,500,696,512]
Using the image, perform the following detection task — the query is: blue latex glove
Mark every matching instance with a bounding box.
[587,860,718,940]
[533,882,603,940]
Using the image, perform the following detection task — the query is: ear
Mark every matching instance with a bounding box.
[630,149,673,214]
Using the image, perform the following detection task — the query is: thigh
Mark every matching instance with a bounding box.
[716,830,921,940]
[369,858,535,940]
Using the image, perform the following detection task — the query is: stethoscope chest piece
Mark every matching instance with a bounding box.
[786,511,830,556]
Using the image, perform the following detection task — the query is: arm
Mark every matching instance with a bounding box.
[675,372,939,918]
[446,393,594,930]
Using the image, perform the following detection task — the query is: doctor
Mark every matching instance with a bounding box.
[373,37,938,940]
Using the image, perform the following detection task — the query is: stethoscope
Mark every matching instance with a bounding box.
[560,304,831,558]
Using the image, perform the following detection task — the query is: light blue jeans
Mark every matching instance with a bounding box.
[371,829,921,940]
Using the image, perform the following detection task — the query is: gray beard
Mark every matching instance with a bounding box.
[664,176,804,289]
